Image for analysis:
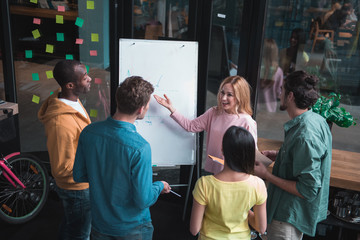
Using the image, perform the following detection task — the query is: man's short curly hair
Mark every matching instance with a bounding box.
[116,76,154,114]
[283,71,319,109]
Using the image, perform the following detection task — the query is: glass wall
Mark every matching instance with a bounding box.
[9,1,110,152]
[256,0,360,152]
[207,0,243,95]
[0,36,4,100]
[133,0,189,40]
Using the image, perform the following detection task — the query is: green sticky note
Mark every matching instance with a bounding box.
[85,65,89,73]
[56,32,64,41]
[75,17,84,27]
[56,15,64,24]
[91,33,99,42]
[87,1,95,9]
[46,44,54,53]
[32,73,39,81]
[32,95,40,104]
[32,29,41,39]
[30,0,38,3]
[50,91,54,95]
[66,54,73,60]
[46,70,54,79]
[90,109,98,117]
[25,50,33,58]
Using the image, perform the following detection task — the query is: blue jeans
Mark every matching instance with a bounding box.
[90,222,154,240]
[56,186,91,240]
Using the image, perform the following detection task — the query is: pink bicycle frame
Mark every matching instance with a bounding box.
[0,152,26,189]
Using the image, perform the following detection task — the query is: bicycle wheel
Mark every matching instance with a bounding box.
[0,153,49,224]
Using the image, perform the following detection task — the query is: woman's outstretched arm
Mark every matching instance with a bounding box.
[154,94,176,113]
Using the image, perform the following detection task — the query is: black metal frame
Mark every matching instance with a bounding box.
[238,0,268,118]
[0,0,17,103]
[109,0,133,115]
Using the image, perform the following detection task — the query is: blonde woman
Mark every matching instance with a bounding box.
[258,38,284,112]
[154,76,257,174]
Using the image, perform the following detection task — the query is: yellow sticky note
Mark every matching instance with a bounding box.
[56,15,64,24]
[46,70,54,79]
[91,33,99,42]
[46,44,54,53]
[32,29,41,39]
[87,1,95,9]
[90,109,98,117]
[30,0,38,3]
[32,95,40,104]
[275,21,284,27]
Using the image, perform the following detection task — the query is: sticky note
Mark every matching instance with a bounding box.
[46,70,54,79]
[91,33,99,42]
[85,65,89,73]
[66,54,73,60]
[57,6,65,12]
[94,78,102,84]
[33,18,41,25]
[32,95,40,104]
[56,15,64,24]
[90,109,98,117]
[46,44,54,53]
[32,29,41,39]
[75,38,84,44]
[56,32,64,41]
[50,91,54,95]
[30,0,38,3]
[75,17,84,27]
[25,50,32,58]
[90,50,97,56]
[32,73,39,81]
[87,1,95,9]
[275,21,284,27]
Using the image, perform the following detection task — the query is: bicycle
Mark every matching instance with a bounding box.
[0,108,49,224]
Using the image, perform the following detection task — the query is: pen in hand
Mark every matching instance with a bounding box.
[170,190,182,198]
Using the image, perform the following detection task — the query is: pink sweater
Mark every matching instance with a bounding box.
[171,107,258,174]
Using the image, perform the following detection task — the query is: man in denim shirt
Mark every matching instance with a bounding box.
[73,76,171,239]
[255,71,332,239]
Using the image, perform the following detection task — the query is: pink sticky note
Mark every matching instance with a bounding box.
[33,18,41,25]
[75,38,84,44]
[90,50,97,56]
[57,6,65,12]
[94,78,102,84]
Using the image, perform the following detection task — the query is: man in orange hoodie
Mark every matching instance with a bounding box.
[38,60,92,240]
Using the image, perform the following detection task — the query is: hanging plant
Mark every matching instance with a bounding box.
[312,93,357,128]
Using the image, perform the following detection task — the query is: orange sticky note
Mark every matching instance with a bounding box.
[57,6,65,12]
[32,95,40,104]
[75,38,84,44]
[208,155,224,165]
[33,18,41,25]
[90,50,97,56]
[94,78,102,84]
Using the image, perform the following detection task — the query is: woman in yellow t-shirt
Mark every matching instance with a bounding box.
[190,126,267,239]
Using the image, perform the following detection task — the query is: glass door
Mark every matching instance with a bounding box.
[133,0,190,40]
[256,0,360,152]
[8,1,110,152]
